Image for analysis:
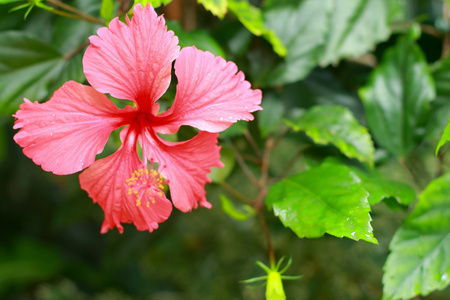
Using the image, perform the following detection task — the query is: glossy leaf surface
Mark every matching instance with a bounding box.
[321,158,416,207]
[359,34,434,158]
[286,105,374,165]
[266,164,377,244]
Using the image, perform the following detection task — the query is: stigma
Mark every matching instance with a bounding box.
[125,167,166,207]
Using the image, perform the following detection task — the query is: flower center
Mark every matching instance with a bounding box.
[125,167,166,207]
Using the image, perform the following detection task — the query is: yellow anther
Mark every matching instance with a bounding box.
[125,167,167,207]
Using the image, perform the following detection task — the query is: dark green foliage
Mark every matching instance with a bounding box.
[2,0,450,299]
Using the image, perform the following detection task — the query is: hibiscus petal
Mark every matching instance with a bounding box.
[79,127,172,233]
[83,4,179,113]
[13,81,134,175]
[141,128,223,212]
[156,46,262,133]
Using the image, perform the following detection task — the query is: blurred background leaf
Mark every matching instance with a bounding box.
[359,33,435,158]
[0,31,65,114]
[254,0,397,86]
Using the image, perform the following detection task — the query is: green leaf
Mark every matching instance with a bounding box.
[258,0,327,86]
[209,146,235,183]
[0,31,65,115]
[431,56,450,152]
[227,0,286,57]
[318,0,391,66]
[436,121,450,155]
[219,194,255,221]
[359,34,435,158]
[167,21,225,58]
[258,0,394,86]
[321,158,416,207]
[359,174,416,207]
[382,172,450,300]
[0,0,23,3]
[198,0,228,18]
[100,0,114,23]
[266,164,377,244]
[285,105,374,166]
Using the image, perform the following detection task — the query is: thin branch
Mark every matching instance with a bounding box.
[423,23,444,39]
[244,130,262,158]
[255,137,273,209]
[276,144,311,181]
[391,21,443,39]
[258,209,275,266]
[220,181,253,205]
[273,126,291,149]
[63,40,90,60]
[437,151,445,178]
[46,9,92,23]
[276,148,304,181]
[255,137,275,264]
[227,139,260,187]
[46,0,105,25]
[443,1,450,58]
[241,153,261,164]
[399,157,423,190]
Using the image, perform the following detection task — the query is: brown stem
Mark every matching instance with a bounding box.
[254,139,272,207]
[220,181,253,205]
[258,209,275,265]
[422,23,443,39]
[240,153,261,164]
[273,126,291,149]
[183,0,196,31]
[63,40,90,60]
[164,0,183,21]
[227,140,260,187]
[276,147,305,181]
[437,152,445,178]
[444,1,450,58]
[244,130,262,158]
[399,157,423,190]
[47,9,91,23]
[117,0,133,16]
[254,137,275,263]
[46,0,104,25]
[391,21,443,39]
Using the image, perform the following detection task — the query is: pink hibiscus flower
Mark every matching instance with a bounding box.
[13,4,262,233]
